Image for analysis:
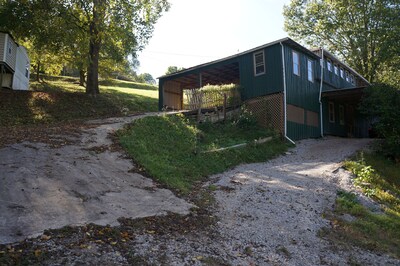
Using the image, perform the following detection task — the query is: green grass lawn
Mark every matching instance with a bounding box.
[0,76,158,127]
[118,114,288,193]
[322,152,400,258]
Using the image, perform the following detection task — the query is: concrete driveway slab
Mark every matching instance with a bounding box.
[0,113,193,244]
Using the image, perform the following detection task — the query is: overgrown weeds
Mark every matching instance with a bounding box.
[322,152,400,258]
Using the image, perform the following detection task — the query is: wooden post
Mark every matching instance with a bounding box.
[197,91,202,122]
[223,93,227,121]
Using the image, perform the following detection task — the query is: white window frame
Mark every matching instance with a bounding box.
[351,74,355,85]
[307,59,313,82]
[8,39,12,54]
[334,64,339,75]
[327,59,332,72]
[345,71,350,82]
[25,61,30,78]
[253,50,265,76]
[340,67,344,79]
[293,51,300,76]
[329,102,335,123]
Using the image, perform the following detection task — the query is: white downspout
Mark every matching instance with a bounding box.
[319,48,324,137]
[280,42,295,145]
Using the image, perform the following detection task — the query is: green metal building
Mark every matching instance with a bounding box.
[158,38,370,141]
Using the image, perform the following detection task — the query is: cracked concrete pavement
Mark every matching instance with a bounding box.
[0,113,193,244]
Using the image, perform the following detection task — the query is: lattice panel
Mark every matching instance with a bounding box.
[245,93,284,134]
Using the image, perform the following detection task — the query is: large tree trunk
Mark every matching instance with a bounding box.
[79,69,86,86]
[86,0,103,96]
[86,40,100,95]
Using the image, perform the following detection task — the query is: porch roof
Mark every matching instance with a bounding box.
[322,87,366,101]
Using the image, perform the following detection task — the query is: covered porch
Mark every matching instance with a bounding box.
[158,60,240,110]
[322,87,369,138]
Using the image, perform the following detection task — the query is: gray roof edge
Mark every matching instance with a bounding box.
[157,37,316,80]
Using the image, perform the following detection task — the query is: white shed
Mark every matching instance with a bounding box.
[0,31,30,90]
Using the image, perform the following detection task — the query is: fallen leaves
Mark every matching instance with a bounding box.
[34,249,41,258]
[40,234,51,241]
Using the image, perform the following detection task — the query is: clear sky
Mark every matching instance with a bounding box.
[137,0,291,80]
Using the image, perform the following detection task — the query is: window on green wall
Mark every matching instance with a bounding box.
[327,59,332,72]
[334,64,339,75]
[253,50,265,76]
[329,102,335,123]
[350,74,355,85]
[293,51,300,76]
[346,71,350,82]
[307,59,313,82]
[340,68,344,79]
[339,105,345,125]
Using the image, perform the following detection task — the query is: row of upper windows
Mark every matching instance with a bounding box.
[252,49,356,86]
[326,59,355,85]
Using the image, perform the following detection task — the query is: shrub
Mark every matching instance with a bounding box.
[183,84,241,110]
[359,83,400,161]
[232,105,258,129]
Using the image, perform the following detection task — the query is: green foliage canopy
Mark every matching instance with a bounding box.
[165,66,185,75]
[0,0,170,94]
[283,0,400,83]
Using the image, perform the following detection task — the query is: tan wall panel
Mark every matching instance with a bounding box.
[287,104,304,124]
[306,110,319,127]
[163,80,182,109]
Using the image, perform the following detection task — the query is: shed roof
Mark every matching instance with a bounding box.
[158,37,319,80]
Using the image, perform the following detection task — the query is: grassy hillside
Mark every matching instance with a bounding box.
[119,114,288,193]
[0,76,158,127]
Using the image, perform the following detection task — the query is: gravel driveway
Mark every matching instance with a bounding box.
[125,137,399,265]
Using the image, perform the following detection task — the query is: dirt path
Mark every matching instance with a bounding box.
[0,113,193,244]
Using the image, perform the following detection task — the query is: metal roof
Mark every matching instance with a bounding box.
[158,37,319,80]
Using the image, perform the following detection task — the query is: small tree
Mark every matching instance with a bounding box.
[139,73,156,84]
[359,83,400,161]
[165,66,185,75]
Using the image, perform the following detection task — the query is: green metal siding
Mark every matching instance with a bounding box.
[238,44,283,100]
[284,46,320,111]
[322,99,346,137]
[287,122,320,140]
[284,45,321,140]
